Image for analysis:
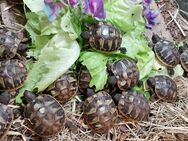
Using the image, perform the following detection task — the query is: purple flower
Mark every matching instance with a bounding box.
[44,0,64,21]
[43,0,78,21]
[84,0,106,20]
[143,0,152,7]
[64,0,78,7]
[144,8,159,29]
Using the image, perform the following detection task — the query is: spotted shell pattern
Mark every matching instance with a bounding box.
[118,91,150,121]
[0,59,27,91]
[0,104,13,140]
[0,29,19,59]
[180,50,188,72]
[150,75,177,101]
[110,59,139,90]
[78,67,91,93]
[83,91,117,133]
[86,22,122,52]
[46,71,78,104]
[154,39,180,67]
[24,95,65,137]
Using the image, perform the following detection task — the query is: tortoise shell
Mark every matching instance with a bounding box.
[46,71,78,104]
[83,91,117,133]
[0,104,13,140]
[118,91,150,121]
[0,59,27,91]
[147,75,177,101]
[153,38,180,67]
[180,50,188,72]
[0,29,20,59]
[110,59,139,90]
[82,22,122,52]
[24,93,65,137]
[7,0,23,4]
[78,66,91,93]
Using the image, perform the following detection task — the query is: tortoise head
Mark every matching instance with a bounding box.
[111,92,121,105]
[81,31,90,39]
[146,77,156,90]
[179,42,188,54]
[23,90,36,104]
[107,75,117,88]
[85,88,95,98]
[152,34,161,44]
[17,43,28,53]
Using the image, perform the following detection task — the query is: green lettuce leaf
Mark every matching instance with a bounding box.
[79,52,109,91]
[121,32,155,79]
[150,60,184,78]
[25,12,61,39]
[23,0,44,12]
[105,0,145,32]
[104,0,155,80]
[16,33,80,103]
[60,10,81,40]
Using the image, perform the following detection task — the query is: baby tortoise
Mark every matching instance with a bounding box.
[23,90,65,138]
[0,104,13,140]
[46,71,78,104]
[179,43,188,77]
[0,29,20,59]
[82,22,124,53]
[107,58,139,92]
[83,89,117,133]
[152,34,180,76]
[0,59,27,91]
[78,66,91,93]
[147,75,177,102]
[112,91,150,121]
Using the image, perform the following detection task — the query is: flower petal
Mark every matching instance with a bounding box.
[84,0,106,19]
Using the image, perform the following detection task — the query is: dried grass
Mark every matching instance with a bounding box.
[46,76,188,141]
[1,1,188,141]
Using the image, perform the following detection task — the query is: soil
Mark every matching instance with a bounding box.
[156,0,188,43]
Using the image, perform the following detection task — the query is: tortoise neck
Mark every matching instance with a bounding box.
[23,90,36,103]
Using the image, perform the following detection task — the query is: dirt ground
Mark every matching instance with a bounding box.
[156,0,188,43]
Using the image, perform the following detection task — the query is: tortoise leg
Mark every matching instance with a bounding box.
[0,91,11,105]
[183,71,188,78]
[137,80,143,87]
[119,47,127,54]
[167,67,174,76]
[150,93,159,102]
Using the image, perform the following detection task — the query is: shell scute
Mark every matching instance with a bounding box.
[83,91,117,133]
[110,59,139,90]
[118,91,150,121]
[24,94,65,137]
